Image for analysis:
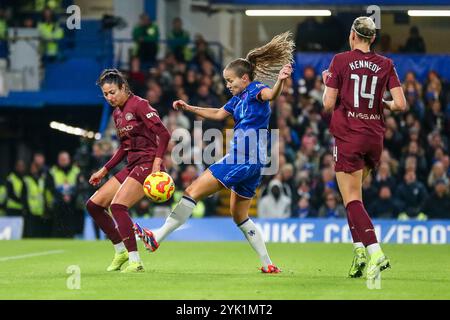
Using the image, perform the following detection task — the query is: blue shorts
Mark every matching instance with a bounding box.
[208,155,263,199]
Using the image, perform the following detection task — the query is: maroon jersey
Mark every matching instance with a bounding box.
[105,94,170,171]
[325,49,401,142]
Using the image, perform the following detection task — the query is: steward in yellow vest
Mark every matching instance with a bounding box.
[0,8,8,58]
[49,151,80,238]
[6,160,27,217]
[37,8,64,61]
[23,162,54,237]
[0,177,7,216]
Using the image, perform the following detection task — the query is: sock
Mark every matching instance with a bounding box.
[114,242,126,254]
[238,218,272,269]
[353,242,364,250]
[367,243,382,256]
[346,210,362,243]
[110,204,137,252]
[86,200,122,245]
[154,196,196,243]
[128,251,141,263]
[346,200,378,247]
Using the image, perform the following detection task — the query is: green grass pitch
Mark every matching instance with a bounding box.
[0,240,449,299]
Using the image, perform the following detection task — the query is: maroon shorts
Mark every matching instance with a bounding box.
[114,162,166,185]
[333,137,382,173]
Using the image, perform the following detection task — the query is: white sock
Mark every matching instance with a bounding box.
[353,242,364,250]
[154,196,196,243]
[238,218,272,269]
[128,251,141,263]
[114,242,126,254]
[367,243,382,256]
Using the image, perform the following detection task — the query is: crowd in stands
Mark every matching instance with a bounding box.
[1,8,449,239]
[295,17,428,54]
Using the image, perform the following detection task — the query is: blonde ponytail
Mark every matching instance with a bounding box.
[245,31,295,83]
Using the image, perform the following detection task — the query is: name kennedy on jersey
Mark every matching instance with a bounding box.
[349,60,381,73]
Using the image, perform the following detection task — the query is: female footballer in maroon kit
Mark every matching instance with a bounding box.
[322,17,407,280]
[86,69,171,273]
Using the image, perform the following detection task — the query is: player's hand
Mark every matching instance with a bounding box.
[278,64,293,81]
[89,167,107,186]
[322,69,331,84]
[173,100,190,112]
[152,157,163,173]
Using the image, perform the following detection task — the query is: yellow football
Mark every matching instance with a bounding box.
[143,171,175,203]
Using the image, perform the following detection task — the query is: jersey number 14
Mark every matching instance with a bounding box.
[350,74,378,109]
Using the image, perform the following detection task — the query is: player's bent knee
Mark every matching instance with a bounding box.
[184,187,199,202]
[344,195,362,207]
[231,212,248,225]
[89,194,109,208]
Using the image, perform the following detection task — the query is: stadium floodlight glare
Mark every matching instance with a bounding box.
[49,121,100,140]
[408,10,450,17]
[245,10,331,17]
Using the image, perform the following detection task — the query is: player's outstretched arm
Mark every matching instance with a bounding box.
[259,64,293,101]
[173,100,230,121]
[383,87,408,112]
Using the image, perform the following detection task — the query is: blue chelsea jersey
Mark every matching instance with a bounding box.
[223,81,271,163]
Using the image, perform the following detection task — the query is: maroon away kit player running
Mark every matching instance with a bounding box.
[325,49,401,173]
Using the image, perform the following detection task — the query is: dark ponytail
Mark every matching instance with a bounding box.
[96,68,131,93]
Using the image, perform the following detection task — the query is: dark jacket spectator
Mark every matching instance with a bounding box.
[400,26,426,53]
[369,185,400,219]
[362,173,378,210]
[167,17,190,62]
[395,170,428,217]
[422,179,450,219]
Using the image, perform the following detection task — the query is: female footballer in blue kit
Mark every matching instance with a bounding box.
[135,32,294,273]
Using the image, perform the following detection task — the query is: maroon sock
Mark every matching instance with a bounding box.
[346,211,362,243]
[86,200,122,245]
[110,203,137,252]
[346,200,378,246]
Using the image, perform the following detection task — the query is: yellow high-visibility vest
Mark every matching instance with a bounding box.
[0,184,6,216]
[50,165,80,193]
[6,173,24,210]
[24,176,45,217]
[37,22,64,57]
[0,19,7,40]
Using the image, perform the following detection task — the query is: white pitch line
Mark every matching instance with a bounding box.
[0,250,65,262]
